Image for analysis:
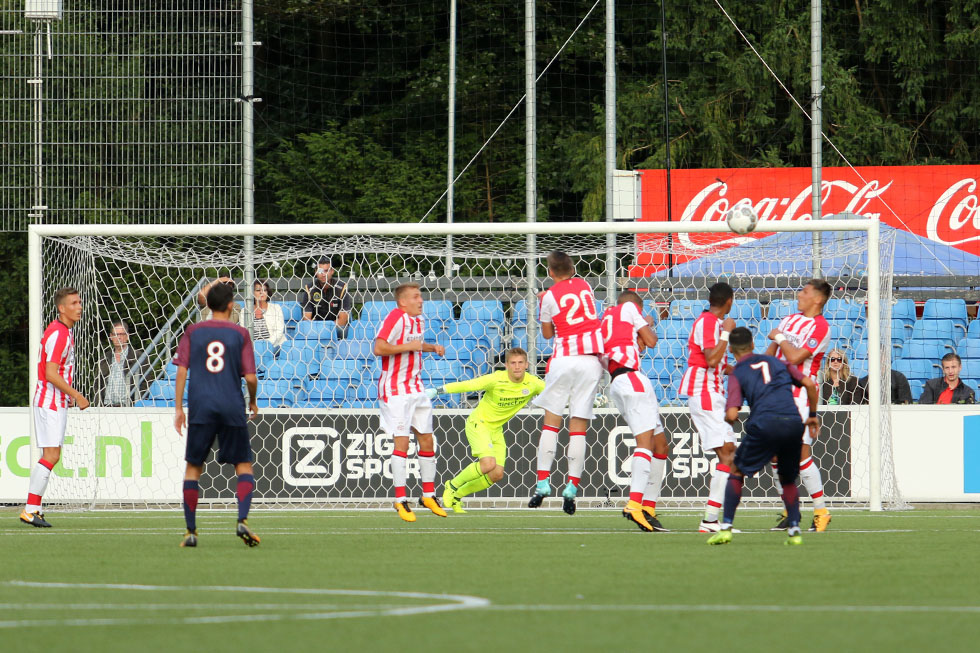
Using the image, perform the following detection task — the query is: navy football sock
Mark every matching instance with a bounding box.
[236,474,255,522]
[780,480,801,528]
[182,479,200,531]
[722,475,744,524]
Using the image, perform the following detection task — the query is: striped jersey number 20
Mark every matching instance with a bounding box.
[560,290,597,326]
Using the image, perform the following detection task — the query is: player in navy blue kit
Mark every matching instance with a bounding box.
[707,327,819,546]
[174,283,260,548]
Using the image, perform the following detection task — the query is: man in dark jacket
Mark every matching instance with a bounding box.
[857,369,913,405]
[94,321,148,406]
[919,353,976,405]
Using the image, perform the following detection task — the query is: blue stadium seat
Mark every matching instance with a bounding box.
[911,320,961,346]
[827,321,859,342]
[848,359,869,379]
[294,320,338,341]
[513,300,529,324]
[893,359,938,381]
[642,357,683,379]
[282,302,305,331]
[653,339,687,361]
[305,379,356,406]
[283,341,326,366]
[334,339,375,361]
[922,299,967,327]
[968,320,980,339]
[348,320,380,341]
[656,320,694,340]
[511,327,553,357]
[908,379,924,401]
[642,300,661,323]
[891,299,917,325]
[355,384,379,401]
[958,339,980,358]
[422,359,464,382]
[852,341,870,360]
[257,379,297,407]
[319,359,361,382]
[899,339,949,362]
[890,318,914,342]
[461,300,504,323]
[960,359,980,380]
[963,380,980,398]
[444,340,472,362]
[767,299,797,320]
[450,320,502,351]
[824,299,865,321]
[730,299,763,324]
[668,299,705,320]
[447,341,490,369]
[147,380,175,401]
[360,301,397,322]
[426,300,456,322]
[755,319,780,338]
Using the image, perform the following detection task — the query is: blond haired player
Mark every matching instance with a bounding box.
[374,282,448,522]
[429,348,545,512]
[528,251,604,515]
[22,288,90,527]
[600,291,670,532]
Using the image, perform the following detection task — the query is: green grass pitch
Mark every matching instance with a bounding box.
[2,507,978,652]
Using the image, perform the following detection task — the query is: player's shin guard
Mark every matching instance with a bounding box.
[236,474,255,522]
[418,449,437,498]
[722,475,744,525]
[799,457,827,511]
[182,479,200,531]
[780,480,801,528]
[643,453,667,510]
[25,458,55,513]
[705,463,730,522]
[449,462,482,492]
[628,448,652,504]
[456,472,495,498]
[536,424,560,481]
[567,431,586,487]
[391,449,408,500]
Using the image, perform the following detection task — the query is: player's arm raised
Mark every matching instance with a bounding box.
[706,317,736,368]
[767,328,812,365]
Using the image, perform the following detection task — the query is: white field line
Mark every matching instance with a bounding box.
[4,510,975,519]
[486,603,980,614]
[0,527,948,536]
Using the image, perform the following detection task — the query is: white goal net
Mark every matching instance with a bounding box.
[25,220,904,511]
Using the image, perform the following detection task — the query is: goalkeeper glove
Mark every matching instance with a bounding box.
[425,387,439,400]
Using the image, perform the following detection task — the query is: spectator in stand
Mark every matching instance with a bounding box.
[198,276,242,324]
[918,353,976,405]
[95,321,148,407]
[856,369,913,405]
[299,255,352,328]
[820,348,859,405]
[239,279,286,349]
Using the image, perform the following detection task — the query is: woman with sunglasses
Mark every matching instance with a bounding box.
[820,348,859,405]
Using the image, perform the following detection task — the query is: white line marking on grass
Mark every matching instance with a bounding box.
[486,603,980,614]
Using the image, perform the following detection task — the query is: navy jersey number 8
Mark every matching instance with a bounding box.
[206,341,225,373]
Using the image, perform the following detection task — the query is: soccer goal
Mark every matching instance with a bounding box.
[26,219,903,511]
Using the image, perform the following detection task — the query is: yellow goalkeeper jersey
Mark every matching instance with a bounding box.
[443,371,545,430]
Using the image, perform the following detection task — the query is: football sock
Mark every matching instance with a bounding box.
[704,463,730,522]
[419,449,437,497]
[643,453,667,509]
[780,481,801,528]
[536,424,560,481]
[182,479,200,531]
[799,457,827,511]
[771,462,784,495]
[236,474,255,522]
[628,448,652,504]
[449,462,482,492]
[456,472,495,498]
[567,431,586,486]
[391,449,408,500]
[722,475,744,524]
[25,458,55,513]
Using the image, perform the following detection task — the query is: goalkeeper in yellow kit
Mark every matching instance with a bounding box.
[426,347,545,512]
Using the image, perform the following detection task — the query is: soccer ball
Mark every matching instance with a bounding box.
[725,204,759,235]
[593,393,609,409]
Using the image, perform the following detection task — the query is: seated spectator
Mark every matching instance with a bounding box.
[856,369,913,405]
[820,348,859,405]
[240,279,286,348]
[918,353,976,405]
[198,276,242,323]
[299,255,352,327]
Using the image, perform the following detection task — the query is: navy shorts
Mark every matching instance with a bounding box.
[185,422,254,466]
[733,415,804,481]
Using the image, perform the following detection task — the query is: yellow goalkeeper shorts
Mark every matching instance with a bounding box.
[465,417,506,466]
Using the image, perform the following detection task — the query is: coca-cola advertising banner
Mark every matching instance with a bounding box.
[637,165,980,272]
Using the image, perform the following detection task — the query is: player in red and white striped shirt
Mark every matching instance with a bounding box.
[679,282,737,533]
[529,251,604,515]
[374,282,448,522]
[600,291,669,532]
[765,278,833,532]
[22,287,90,528]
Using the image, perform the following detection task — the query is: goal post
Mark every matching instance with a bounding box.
[26,219,897,511]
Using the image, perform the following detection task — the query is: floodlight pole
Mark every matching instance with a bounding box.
[242,0,256,322]
[525,0,538,368]
[810,0,823,277]
[604,0,617,306]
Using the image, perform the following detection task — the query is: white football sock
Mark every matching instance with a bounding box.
[567,432,587,485]
[628,448,652,503]
[705,463,730,522]
[771,462,784,495]
[644,454,668,506]
[391,451,408,499]
[800,457,827,511]
[536,425,559,479]
[26,459,54,512]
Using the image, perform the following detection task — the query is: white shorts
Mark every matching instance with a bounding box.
[532,355,603,420]
[688,394,736,451]
[34,406,68,448]
[608,372,663,436]
[379,393,434,437]
[792,391,814,446]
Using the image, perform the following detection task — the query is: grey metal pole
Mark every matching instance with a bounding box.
[446,0,457,278]
[243,0,256,323]
[811,0,822,277]
[525,0,538,368]
[28,22,45,223]
[604,0,617,307]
